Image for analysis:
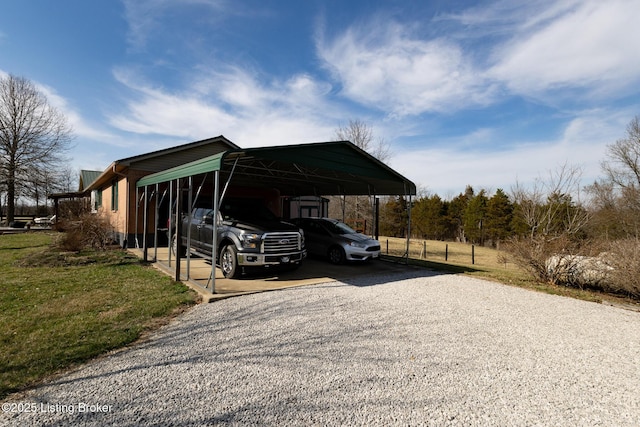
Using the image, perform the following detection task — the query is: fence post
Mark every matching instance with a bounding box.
[386,239,389,255]
[445,244,448,261]
[422,241,426,259]
[472,245,475,265]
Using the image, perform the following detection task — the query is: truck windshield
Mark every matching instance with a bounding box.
[220,199,278,222]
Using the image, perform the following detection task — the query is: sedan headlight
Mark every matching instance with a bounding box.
[241,233,261,249]
[348,241,367,249]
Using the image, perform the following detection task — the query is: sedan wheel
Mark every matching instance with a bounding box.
[328,246,345,264]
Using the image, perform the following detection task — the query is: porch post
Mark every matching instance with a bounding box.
[168,180,173,266]
[405,193,412,263]
[186,176,193,280]
[210,170,220,293]
[142,185,149,262]
[153,183,159,262]
[175,178,182,282]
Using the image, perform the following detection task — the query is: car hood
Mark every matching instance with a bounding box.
[339,233,378,245]
[223,219,300,233]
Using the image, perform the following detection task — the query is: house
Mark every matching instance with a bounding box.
[47,169,103,221]
[83,136,238,248]
[73,137,418,292]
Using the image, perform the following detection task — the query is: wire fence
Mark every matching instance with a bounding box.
[381,237,509,269]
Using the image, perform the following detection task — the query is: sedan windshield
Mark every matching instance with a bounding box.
[325,220,357,235]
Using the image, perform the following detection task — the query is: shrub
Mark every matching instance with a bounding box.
[504,234,604,287]
[507,235,640,299]
[56,213,115,251]
[605,239,640,298]
[545,253,613,290]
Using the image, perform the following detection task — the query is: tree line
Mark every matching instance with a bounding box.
[379,182,595,246]
[380,186,517,246]
[379,117,640,247]
[377,117,640,297]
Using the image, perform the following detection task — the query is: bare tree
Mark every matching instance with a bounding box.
[331,119,392,234]
[25,167,76,214]
[507,163,593,285]
[580,116,640,296]
[0,74,73,223]
[592,115,640,238]
[335,119,392,163]
[601,116,640,190]
[511,163,590,239]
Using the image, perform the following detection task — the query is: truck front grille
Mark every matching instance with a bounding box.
[262,232,301,253]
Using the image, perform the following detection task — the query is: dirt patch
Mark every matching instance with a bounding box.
[16,246,141,268]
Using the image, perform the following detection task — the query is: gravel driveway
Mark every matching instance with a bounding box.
[2,268,640,426]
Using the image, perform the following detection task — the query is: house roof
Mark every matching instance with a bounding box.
[79,170,102,191]
[84,135,238,192]
[137,141,416,196]
[112,135,240,167]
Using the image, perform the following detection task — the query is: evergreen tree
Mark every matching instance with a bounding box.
[412,194,447,240]
[380,196,407,237]
[463,189,488,244]
[445,186,473,241]
[484,189,513,245]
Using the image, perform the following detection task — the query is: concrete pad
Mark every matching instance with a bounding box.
[133,247,414,302]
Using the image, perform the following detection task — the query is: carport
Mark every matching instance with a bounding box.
[134,141,416,294]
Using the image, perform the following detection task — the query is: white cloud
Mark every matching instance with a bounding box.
[316,20,496,116]
[109,67,339,146]
[391,109,631,197]
[122,0,228,49]
[317,0,640,116]
[36,84,118,145]
[109,72,238,138]
[1,69,137,153]
[489,0,640,99]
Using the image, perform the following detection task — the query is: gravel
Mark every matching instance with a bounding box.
[2,268,640,426]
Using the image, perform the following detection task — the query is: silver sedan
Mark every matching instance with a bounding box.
[292,217,381,264]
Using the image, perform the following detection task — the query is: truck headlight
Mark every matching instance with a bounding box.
[241,233,261,249]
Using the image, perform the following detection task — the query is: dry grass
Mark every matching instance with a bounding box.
[379,236,511,269]
[379,236,639,308]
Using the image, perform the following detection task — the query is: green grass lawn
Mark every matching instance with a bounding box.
[0,233,197,400]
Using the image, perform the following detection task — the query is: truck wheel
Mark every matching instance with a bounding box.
[221,245,240,278]
[328,246,345,264]
[171,234,187,257]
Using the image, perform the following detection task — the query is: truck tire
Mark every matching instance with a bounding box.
[221,245,240,278]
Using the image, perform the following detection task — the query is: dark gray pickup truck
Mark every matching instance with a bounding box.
[171,198,306,278]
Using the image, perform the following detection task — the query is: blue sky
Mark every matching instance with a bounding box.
[2,0,639,198]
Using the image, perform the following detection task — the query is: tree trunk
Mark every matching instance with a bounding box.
[6,178,15,224]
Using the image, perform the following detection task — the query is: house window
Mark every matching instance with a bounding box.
[111,181,118,211]
[92,189,103,212]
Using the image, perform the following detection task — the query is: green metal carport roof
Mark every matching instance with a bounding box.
[137,141,416,196]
